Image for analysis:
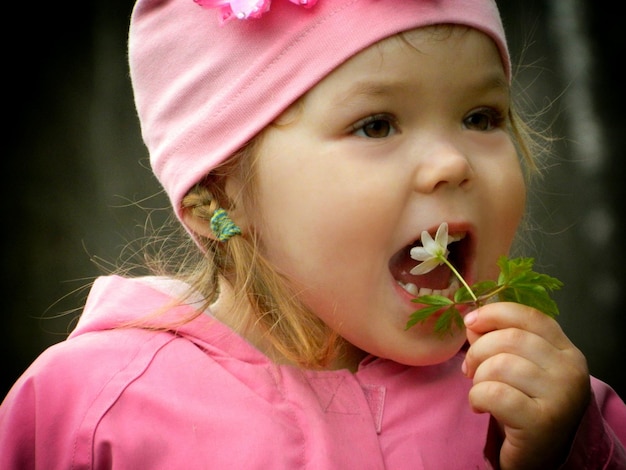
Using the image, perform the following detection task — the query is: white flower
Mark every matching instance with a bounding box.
[409,222,449,275]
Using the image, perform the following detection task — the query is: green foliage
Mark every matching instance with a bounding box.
[405,256,563,335]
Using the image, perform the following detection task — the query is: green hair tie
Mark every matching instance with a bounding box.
[210,208,242,242]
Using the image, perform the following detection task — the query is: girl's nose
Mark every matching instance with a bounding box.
[412,142,474,193]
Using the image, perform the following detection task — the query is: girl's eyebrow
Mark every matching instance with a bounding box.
[332,81,408,108]
[340,81,403,99]
[470,74,510,94]
[334,72,509,107]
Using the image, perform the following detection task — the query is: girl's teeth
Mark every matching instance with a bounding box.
[447,232,466,244]
[398,278,460,299]
[402,282,419,296]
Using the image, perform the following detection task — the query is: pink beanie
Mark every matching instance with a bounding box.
[128,0,509,223]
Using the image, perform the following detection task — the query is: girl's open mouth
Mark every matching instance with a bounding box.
[389,231,471,299]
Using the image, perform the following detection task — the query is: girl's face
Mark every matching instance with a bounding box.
[245,26,525,368]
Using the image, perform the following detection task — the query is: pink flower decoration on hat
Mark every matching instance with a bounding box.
[194,0,317,24]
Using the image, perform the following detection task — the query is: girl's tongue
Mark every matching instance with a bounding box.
[410,263,452,289]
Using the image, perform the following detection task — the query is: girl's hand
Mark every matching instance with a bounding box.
[463,302,591,469]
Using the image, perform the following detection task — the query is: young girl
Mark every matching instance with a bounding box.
[1,0,625,468]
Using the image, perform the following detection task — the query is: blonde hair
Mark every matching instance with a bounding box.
[169,138,339,369]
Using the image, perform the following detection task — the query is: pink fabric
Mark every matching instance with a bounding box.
[128,0,509,225]
[1,275,625,468]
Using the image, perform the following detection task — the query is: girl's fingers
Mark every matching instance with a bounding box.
[462,301,589,404]
[468,379,534,429]
[462,302,591,469]
[464,302,570,349]
[463,327,556,379]
[471,353,549,400]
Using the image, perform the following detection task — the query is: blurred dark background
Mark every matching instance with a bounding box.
[3,1,625,399]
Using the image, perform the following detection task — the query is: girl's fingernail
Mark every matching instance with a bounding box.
[461,360,468,376]
[464,311,477,326]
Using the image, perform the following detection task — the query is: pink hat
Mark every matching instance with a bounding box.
[128,0,509,224]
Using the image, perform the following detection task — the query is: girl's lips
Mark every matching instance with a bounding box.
[389,226,474,293]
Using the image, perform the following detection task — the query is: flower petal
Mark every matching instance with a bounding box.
[409,246,431,261]
[434,222,449,248]
[230,0,270,18]
[194,0,230,6]
[409,222,451,276]
[195,0,318,23]
[288,0,318,7]
[410,258,442,275]
[421,230,444,257]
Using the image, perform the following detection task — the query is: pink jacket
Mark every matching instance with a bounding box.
[1,275,625,469]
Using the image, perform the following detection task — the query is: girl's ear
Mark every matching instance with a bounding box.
[182,207,216,240]
[182,176,250,241]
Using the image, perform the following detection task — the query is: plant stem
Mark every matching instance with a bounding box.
[441,257,477,302]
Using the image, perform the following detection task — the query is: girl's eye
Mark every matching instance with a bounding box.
[463,108,505,131]
[352,114,398,139]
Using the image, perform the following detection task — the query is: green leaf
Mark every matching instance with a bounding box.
[497,257,562,288]
[453,285,473,303]
[411,295,454,306]
[405,296,453,330]
[495,256,563,317]
[498,284,561,318]
[405,254,564,333]
[405,306,438,329]
[467,280,498,299]
[433,306,463,336]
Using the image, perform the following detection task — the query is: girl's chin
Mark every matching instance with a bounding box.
[381,322,467,367]
[339,316,466,368]
[396,341,466,366]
